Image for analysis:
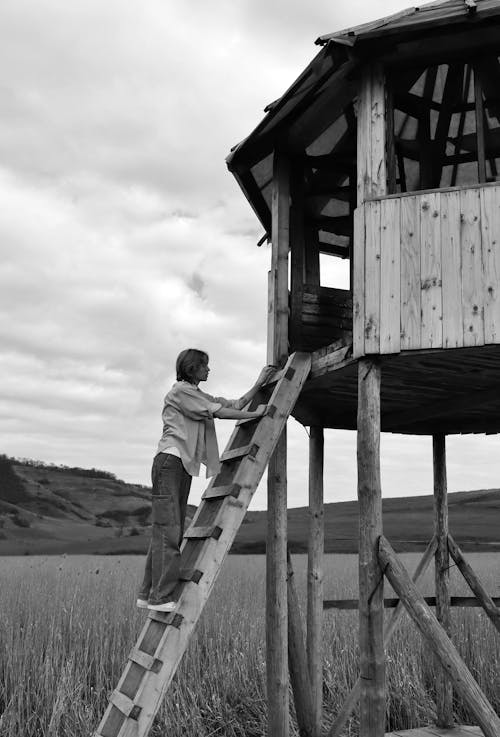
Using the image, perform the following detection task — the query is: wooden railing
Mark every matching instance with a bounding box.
[353,181,500,357]
[289,285,352,353]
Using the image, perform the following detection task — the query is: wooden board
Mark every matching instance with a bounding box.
[420,192,442,349]
[480,185,500,343]
[353,205,365,357]
[380,197,401,353]
[441,190,463,348]
[364,199,381,353]
[460,188,484,347]
[400,196,421,350]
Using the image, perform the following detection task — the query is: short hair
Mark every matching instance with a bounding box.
[176,349,209,383]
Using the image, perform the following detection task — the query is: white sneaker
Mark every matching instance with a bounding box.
[147,601,176,612]
[136,598,149,609]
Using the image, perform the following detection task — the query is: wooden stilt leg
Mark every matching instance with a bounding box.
[267,431,288,737]
[357,358,385,737]
[267,149,291,737]
[308,425,324,737]
[287,552,314,737]
[433,434,454,728]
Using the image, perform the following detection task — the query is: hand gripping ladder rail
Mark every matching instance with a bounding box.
[93,351,311,737]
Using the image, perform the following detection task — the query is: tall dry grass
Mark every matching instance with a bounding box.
[0,553,498,736]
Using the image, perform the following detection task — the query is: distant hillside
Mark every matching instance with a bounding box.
[0,455,196,556]
[0,455,499,555]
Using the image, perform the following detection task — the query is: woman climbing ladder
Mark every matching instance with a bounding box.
[138,348,276,612]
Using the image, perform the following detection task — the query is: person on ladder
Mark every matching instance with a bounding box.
[137,348,276,612]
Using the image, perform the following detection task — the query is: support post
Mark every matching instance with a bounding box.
[287,552,315,737]
[290,163,306,352]
[433,434,454,728]
[357,359,385,737]
[307,426,324,737]
[378,535,500,737]
[327,535,438,737]
[267,149,290,737]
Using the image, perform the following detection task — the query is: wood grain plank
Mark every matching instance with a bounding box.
[380,197,401,353]
[271,152,291,366]
[357,70,372,205]
[353,205,366,358]
[460,187,484,347]
[480,185,500,343]
[400,196,421,350]
[420,192,442,349]
[364,200,381,353]
[370,65,387,199]
[441,190,463,348]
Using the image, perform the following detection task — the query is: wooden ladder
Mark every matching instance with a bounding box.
[93,351,311,737]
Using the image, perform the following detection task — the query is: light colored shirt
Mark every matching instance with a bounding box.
[157,381,237,477]
[161,446,181,458]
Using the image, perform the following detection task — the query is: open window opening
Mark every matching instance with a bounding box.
[389,56,500,194]
[319,250,350,290]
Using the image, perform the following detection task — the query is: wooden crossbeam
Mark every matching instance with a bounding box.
[452,64,472,186]
[324,594,500,610]
[378,535,500,737]
[309,215,352,237]
[431,64,464,188]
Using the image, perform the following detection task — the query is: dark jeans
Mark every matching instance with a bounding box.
[139,453,192,605]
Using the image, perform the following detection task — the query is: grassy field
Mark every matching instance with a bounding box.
[0,553,499,736]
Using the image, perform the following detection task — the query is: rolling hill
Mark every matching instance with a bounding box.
[0,455,499,555]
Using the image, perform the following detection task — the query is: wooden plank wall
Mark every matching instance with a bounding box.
[354,183,500,356]
[291,286,352,352]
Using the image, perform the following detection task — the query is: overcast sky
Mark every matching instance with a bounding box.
[1,0,499,509]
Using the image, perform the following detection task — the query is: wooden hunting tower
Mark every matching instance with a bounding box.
[93,3,500,737]
[227,1,500,736]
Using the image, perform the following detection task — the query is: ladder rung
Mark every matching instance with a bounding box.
[179,568,203,583]
[236,404,267,425]
[184,524,223,540]
[263,367,285,385]
[147,611,184,628]
[284,366,296,381]
[128,647,163,673]
[202,483,241,500]
[220,443,259,462]
[109,690,141,719]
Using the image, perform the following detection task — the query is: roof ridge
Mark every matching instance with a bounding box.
[316,0,492,46]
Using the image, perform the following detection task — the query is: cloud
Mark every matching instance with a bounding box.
[0,0,498,510]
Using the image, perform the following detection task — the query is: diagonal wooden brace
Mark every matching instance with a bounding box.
[378,534,500,737]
